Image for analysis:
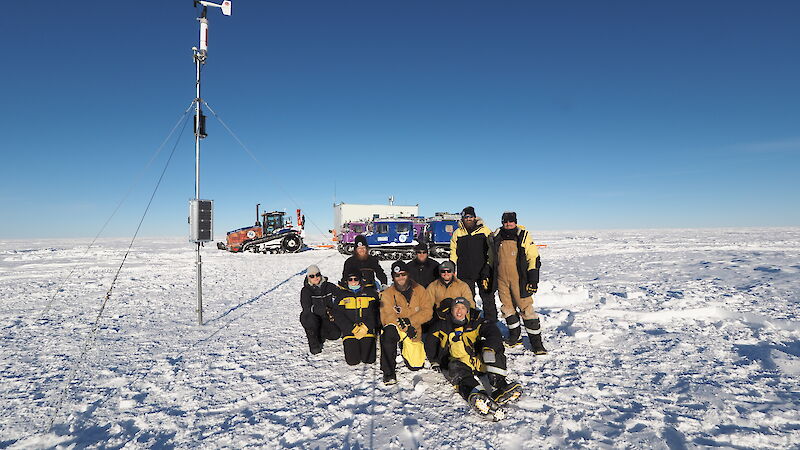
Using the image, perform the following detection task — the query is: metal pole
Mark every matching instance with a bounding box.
[194,19,206,325]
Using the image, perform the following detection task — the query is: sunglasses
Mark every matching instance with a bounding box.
[440,269,452,274]
[415,250,428,254]
[394,272,409,277]
[308,273,320,278]
[347,276,360,281]
[462,215,475,219]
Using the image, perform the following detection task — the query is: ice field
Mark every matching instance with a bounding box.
[1,228,799,448]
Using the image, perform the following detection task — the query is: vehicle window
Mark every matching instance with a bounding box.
[397,224,410,233]
[376,224,389,234]
[353,225,364,233]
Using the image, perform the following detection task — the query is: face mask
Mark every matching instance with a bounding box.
[349,284,361,292]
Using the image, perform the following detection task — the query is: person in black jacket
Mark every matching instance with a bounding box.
[299,264,341,354]
[425,297,522,420]
[342,235,388,290]
[406,242,439,288]
[332,270,381,365]
[449,206,497,321]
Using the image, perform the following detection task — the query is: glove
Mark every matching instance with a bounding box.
[405,325,417,339]
[525,283,538,295]
[397,317,411,328]
[352,323,369,339]
[527,268,540,285]
[480,278,490,291]
[326,309,335,322]
[482,348,496,364]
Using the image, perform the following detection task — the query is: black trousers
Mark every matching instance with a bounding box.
[343,336,377,365]
[443,360,481,400]
[300,311,341,347]
[463,278,498,322]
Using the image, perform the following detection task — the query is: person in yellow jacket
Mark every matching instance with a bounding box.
[379,260,434,385]
[424,297,522,420]
[449,206,497,321]
[332,271,381,365]
[491,211,546,354]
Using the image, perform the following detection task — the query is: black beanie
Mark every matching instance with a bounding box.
[354,235,368,248]
[391,260,408,276]
[461,206,476,218]
[501,211,517,223]
[414,241,428,252]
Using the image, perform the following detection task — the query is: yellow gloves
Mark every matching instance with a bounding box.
[352,323,369,339]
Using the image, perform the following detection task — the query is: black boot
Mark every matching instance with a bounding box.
[504,315,521,347]
[467,389,504,421]
[524,318,547,355]
[309,343,322,355]
[487,374,522,404]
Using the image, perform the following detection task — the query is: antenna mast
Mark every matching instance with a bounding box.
[189,0,231,325]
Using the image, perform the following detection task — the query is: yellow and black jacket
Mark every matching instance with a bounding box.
[449,217,493,281]
[332,282,380,339]
[490,225,541,298]
[379,281,433,343]
[424,299,504,373]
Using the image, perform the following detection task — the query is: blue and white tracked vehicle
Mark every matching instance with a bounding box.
[425,212,460,258]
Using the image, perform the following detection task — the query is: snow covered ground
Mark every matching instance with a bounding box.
[1,228,799,449]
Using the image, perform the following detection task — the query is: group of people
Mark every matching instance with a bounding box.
[299,206,546,419]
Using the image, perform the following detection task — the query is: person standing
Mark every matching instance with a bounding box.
[299,265,341,354]
[379,261,434,385]
[332,270,381,365]
[406,242,440,288]
[491,211,547,354]
[449,206,497,321]
[342,235,388,290]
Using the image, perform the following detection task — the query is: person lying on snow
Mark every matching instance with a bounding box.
[332,270,380,365]
[424,297,522,420]
[299,264,341,355]
[379,261,434,385]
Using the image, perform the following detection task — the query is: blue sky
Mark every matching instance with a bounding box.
[2,1,798,239]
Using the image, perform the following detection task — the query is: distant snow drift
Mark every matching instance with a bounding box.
[1,228,799,448]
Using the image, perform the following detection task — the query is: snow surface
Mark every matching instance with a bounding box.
[1,228,799,449]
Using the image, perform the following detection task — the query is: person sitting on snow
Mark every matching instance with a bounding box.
[342,235,388,290]
[332,270,380,365]
[379,261,434,385]
[299,264,341,354]
[425,297,522,420]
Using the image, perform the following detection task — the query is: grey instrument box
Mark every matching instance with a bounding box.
[189,199,213,242]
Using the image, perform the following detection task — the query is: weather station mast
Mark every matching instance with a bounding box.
[188,0,231,325]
